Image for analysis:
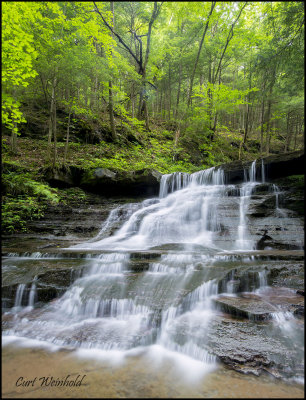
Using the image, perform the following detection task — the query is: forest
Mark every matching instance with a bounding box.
[2,3,305,397]
[2,1,305,233]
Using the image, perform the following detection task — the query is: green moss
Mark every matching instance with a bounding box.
[276,175,304,188]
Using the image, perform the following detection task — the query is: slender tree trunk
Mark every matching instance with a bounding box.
[52,87,57,170]
[48,76,57,162]
[243,65,252,145]
[159,89,163,117]
[11,123,17,154]
[188,2,216,107]
[285,111,293,152]
[260,99,265,155]
[293,115,298,150]
[265,99,272,154]
[175,63,182,118]
[168,63,171,120]
[109,1,117,141]
[64,104,72,162]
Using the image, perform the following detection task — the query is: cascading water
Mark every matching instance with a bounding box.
[2,160,304,387]
[28,277,37,308]
[13,284,26,310]
[235,160,258,250]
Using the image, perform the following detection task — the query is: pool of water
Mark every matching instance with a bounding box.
[2,343,304,398]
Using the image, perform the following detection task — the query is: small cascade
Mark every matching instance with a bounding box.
[28,276,37,308]
[258,270,268,287]
[235,161,258,250]
[3,158,304,385]
[159,168,225,199]
[159,172,190,198]
[157,280,218,365]
[271,311,296,335]
[13,284,26,309]
[249,159,256,182]
[190,168,225,186]
[89,203,142,242]
[261,159,265,183]
[271,184,288,218]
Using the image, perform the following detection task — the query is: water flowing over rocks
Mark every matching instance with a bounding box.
[2,153,304,385]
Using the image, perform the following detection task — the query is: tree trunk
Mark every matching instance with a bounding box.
[265,99,272,154]
[187,2,216,107]
[260,99,265,155]
[175,63,182,118]
[11,123,17,154]
[52,89,57,170]
[243,64,252,145]
[48,76,57,161]
[64,105,72,162]
[109,1,117,141]
[168,63,171,120]
[293,114,298,150]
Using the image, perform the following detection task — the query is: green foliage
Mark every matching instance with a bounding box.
[3,172,59,203]
[2,2,40,136]
[2,196,45,233]
[2,170,59,233]
[1,1,304,184]
[58,187,88,205]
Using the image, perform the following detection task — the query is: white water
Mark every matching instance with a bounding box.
[13,284,26,309]
[72,166,258,252]
[3,161,303,383]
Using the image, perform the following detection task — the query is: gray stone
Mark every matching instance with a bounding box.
[94,168,116,179]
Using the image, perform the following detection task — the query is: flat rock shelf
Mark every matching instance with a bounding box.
[2,161,304,397]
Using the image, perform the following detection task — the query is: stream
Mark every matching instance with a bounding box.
[2,161,304,397]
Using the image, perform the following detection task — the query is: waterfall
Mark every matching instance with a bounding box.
[14,284,26,309]
[3,159,304,385]
[28,277,37,308]
[72,167,229,251]
[261,159,265,183]
[159,172,190,198]
[235,161,258,250]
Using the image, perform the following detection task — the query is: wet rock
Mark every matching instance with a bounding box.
[213,295,276,321]
[128,261,151,272]
[214,286,304,322]
[218,150,304,185]
[206,315,304,380]
[267,264,304,290]
[293,305,304,317]
[130,252,162,261]
[149,243,218,254]
[2,263,84,310]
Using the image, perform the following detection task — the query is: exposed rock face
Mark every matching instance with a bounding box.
[2,151,304,382]
[206,314,304,379]
[42,166,162,196]
[80,167,162,196]
[217,150,304,184]
[41,150,303,202]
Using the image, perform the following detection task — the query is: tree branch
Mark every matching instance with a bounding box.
[213,2,248,84]
[93,1,142,72]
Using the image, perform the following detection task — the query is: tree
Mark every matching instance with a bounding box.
[93,1,163,131]
[2,2,39,153]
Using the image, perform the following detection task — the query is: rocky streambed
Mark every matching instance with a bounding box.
[2,152,304,393]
